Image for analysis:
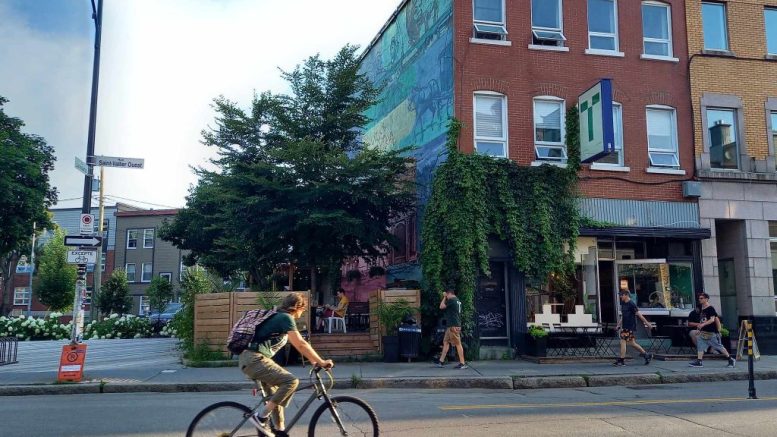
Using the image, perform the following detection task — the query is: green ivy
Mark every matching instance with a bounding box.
[421,113,581,357]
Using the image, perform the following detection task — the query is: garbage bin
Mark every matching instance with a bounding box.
[399,324,422,362]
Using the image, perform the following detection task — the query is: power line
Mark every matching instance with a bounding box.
[101,194,180,209]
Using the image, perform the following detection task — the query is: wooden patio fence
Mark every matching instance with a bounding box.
[194,291,311,354]
[368,289,421,352]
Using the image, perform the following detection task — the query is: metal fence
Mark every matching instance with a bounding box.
[0,337,18,366]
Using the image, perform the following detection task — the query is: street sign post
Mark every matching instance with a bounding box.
[75,157,89,175]
[64,235,102,247]
[80,214,94,235]
[92,155,144,169]
[67,250,97,265]
[579,78,615,163]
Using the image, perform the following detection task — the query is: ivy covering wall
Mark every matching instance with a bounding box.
[420,108,581,356]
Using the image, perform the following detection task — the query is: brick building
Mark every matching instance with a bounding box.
[685,0,777,351]
[360,0,710,350]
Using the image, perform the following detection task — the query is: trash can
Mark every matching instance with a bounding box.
[399,324,422,362]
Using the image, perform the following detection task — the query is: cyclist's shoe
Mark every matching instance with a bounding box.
[643,352,653,365]
[249,414,275,437]
[612,358,625,366]
[455,362,468,369]
[689,359,703,368]
[272,430,289,437]
[435,361,445,368]
[727,357,736,368]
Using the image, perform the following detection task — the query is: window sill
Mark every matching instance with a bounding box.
[646,167,686,175]
[640,54,679,63]
[470,38,512,46]
[531,160,568,168]
[590,164,630,172]
[528,44,569,52]
[766,54,777,61]
[585,49,624,57]
[702,49,735,57]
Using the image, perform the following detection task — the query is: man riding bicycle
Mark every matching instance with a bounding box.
[239,292,334,437]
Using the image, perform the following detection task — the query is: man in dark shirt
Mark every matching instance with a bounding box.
[689,292,735,368]
[436,287,467,369]
[688,305,702,347]
[614,289,653,366]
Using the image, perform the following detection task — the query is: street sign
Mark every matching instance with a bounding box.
[15,255,34,274]
[75,156,89,175]
[93,155,144,169]
[67,250,97,264]
[64,235,102,247]
[58,343,87,382]
[80,214,94,235]
[579,78,615,163]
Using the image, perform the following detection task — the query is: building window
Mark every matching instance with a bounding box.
[646,106,679,168]
[139,295,150,316]
[702,2,729,51]
[474,93,508,158]
[473,0,507,40]
[534,98,567,161]
[642,2,672,57]
[771,222,777,313]
[13,287,31,306]
[597,103,624,166]
[143,229,155,248]
[706,108,739,169]
[127,230,138,249]
[767,9,777,55]
[141,263,153,283]
[588,0,618,51]
[771,112,777,164]
[159,272,172,283]
[126,263,136,282]
[532,0,565,46]
[392,222,407,264]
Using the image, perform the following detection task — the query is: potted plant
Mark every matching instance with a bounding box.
[526,325,548,357]
[720,326,735,352]
[376,299,415,363]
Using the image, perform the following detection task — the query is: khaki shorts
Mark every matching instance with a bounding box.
[238,350,299,407]
[443,326,462,347]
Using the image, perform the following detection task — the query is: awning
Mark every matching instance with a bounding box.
[579,226,711,240]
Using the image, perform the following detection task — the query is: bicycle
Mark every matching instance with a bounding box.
[186,366,380,437]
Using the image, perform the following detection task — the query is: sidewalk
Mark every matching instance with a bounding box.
[2,338,775,396]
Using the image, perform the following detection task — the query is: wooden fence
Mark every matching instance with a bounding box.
[368,289,421,352]
[194,291,311,354]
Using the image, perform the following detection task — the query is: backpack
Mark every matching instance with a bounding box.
[226,309,277,355]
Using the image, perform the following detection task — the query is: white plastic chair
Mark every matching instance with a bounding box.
[326,317,347,333]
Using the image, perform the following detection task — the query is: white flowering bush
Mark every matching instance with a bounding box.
[159,323,177,338]
[0,313,71,340]
[83,314,153,340]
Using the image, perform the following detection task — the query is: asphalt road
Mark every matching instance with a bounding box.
[2,380,776,436]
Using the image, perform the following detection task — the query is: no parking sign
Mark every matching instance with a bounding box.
[57,343,88,382]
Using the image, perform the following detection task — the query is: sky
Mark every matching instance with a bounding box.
[0,0,400,210]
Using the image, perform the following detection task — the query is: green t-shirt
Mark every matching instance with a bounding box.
[251,312,298,358]
[444,297,462,327]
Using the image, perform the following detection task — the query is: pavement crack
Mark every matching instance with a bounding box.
[600,417,639,435]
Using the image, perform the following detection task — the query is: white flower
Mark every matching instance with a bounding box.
[105,333,112,338]
[134,333,141,338]
[35,329,40,334]
[16,334,23,338]
[19,315,25,319]
[8,326,14,332]
[109,314,119,319]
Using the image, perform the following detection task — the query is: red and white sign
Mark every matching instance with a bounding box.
[57,343,88,382]
[80,214,94,235]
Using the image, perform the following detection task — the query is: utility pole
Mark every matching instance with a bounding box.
[91,166,105,322]
[26,222,36,317]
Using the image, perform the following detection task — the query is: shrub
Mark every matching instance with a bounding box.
[0,313,71,340]
[528,325,548,339]
[83,314,152,339]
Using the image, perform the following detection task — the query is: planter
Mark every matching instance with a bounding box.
[382,335,400,363]
[525,334,547,357]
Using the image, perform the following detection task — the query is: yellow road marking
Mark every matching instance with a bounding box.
[439,396,777,411]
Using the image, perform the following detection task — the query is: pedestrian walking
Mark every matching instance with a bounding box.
[689,292,736,368]
[436,287,467,369]
[613,287,653,366]
[688,304,702,347]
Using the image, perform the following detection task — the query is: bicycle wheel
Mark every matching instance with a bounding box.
[186,401,259,437]
[308,395,380,437]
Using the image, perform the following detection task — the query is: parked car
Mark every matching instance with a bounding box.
[146,302,183,325]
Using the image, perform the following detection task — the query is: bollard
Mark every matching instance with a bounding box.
[746,321,757,399]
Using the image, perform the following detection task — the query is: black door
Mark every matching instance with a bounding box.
[476,261,509,339]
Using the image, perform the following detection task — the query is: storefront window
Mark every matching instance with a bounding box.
[616,260,692,310]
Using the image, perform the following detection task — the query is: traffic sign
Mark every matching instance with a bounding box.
[75,156,89,175]
[93,155,144,169]
[80,214,94,235]
[64,235,102,247]
[58,343,87,382]
[67,250,97,264]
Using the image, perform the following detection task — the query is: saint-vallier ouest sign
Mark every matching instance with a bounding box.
[92,155,145,169]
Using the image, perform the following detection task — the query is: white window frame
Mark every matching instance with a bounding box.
[531,0,566,45]
[641,1,674,59]
[141,263,153,283]
[139,295,150,316]
[587,0,619,53]
[126,229,138,249]
[473,92,509,158]
[702,2,729,52]
[473,0,507,40]
[13,287,31,306]
[143,228,155,248]
[533,97,567,162]
[126,263,136,282]
[159,272,173,283]
[646,105,680,168]
[767,8,777,56]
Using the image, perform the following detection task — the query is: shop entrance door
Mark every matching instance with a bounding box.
[718,258,738,331]
[476,261,509,340]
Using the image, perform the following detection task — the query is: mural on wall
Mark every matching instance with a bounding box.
[359,0,453,282]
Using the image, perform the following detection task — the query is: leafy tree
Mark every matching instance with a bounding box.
[35,228,76,311]
[171,266,213,352]
[0,96,57,315]
[146,276,174,322]
[97,270,132,316]
[161,46,415,293]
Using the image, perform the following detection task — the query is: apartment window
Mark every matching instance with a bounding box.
[474,93,508,157]
[13,287,31,306]
[706,108,739,169]
[141,263,153,283]
[473,0,507,40]
[767,9,777,55]
[159,272,172,283]
[588,0,618,51]
[126,263,136,282]
[771,112,777,160]
[646,106,679,167]
[143,228,155,248]
[534,98,567,161]
[702,2,729,51]
[127,230,138,249]
[642,2,673,57]
[532,0,565,46]
[598,103,625,166]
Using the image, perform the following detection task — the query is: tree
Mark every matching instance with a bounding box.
[0,96,57,315]
[35,228,76,311]
[171,266,213,351]
[161,45,415,293]
[97,270,132,316]
[146,276,174,322]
